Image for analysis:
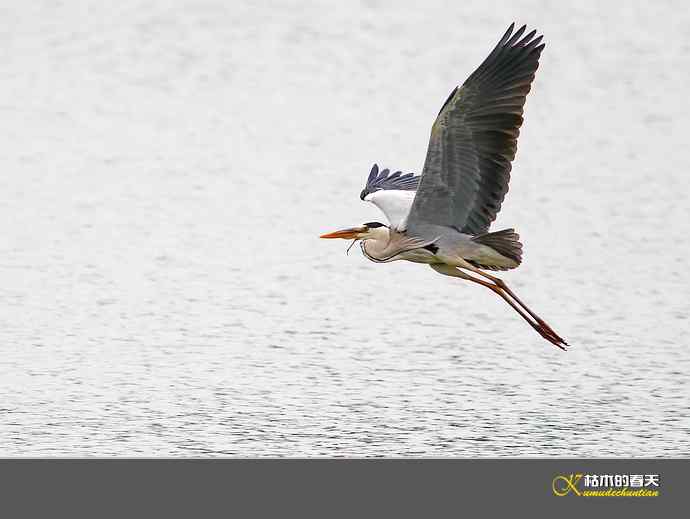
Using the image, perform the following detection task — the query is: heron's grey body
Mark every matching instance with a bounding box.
[360,225,521,271]
[321,23,567,349]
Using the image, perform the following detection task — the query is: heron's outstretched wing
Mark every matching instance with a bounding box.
[406,24,545,236]
[360,164,420,230]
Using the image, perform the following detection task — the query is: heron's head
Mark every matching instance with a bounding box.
[320,221,389,242]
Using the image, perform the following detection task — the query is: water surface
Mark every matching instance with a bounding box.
[1,0,688,456]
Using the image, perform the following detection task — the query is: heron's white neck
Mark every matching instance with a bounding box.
[360,227,438,264]
[360,227,393,262]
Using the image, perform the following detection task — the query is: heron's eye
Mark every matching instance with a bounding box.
[364,221,385,228]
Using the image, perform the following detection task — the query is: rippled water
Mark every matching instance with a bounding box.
[1,1,689,456]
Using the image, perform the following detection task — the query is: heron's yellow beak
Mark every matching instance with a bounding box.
[319,226,366,239]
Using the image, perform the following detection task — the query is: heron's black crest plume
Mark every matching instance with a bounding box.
[363,221,386,228]
[360,164,420,200]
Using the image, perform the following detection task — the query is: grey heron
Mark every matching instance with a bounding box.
[320,23,568,349]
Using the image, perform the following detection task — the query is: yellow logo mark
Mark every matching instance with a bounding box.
[552,474,583,496]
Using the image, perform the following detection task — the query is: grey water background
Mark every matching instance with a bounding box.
[1,0,689,456]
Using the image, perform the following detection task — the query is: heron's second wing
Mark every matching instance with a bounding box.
[406,24,545,235]
[360,164,420,230]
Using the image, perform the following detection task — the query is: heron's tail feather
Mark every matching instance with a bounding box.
[469,229,523,271]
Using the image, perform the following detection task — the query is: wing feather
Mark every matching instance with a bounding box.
[406,23,545,235]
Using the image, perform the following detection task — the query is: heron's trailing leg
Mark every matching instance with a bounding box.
[431,264,566,350]
[460,263,567,346]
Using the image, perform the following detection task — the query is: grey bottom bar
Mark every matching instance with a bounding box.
[0,459,684,518]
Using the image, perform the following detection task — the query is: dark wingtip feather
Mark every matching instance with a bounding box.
[361,164,421,199]
[368,164,379,182]
[518,29,537,47]
[526,35,544,51]
[506,24,527,47]
[500,22,515,44]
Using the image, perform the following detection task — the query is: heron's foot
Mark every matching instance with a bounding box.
[536,318,568,347]
[531,320,567,350]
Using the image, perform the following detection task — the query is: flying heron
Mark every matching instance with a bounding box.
[320,23,567,349]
